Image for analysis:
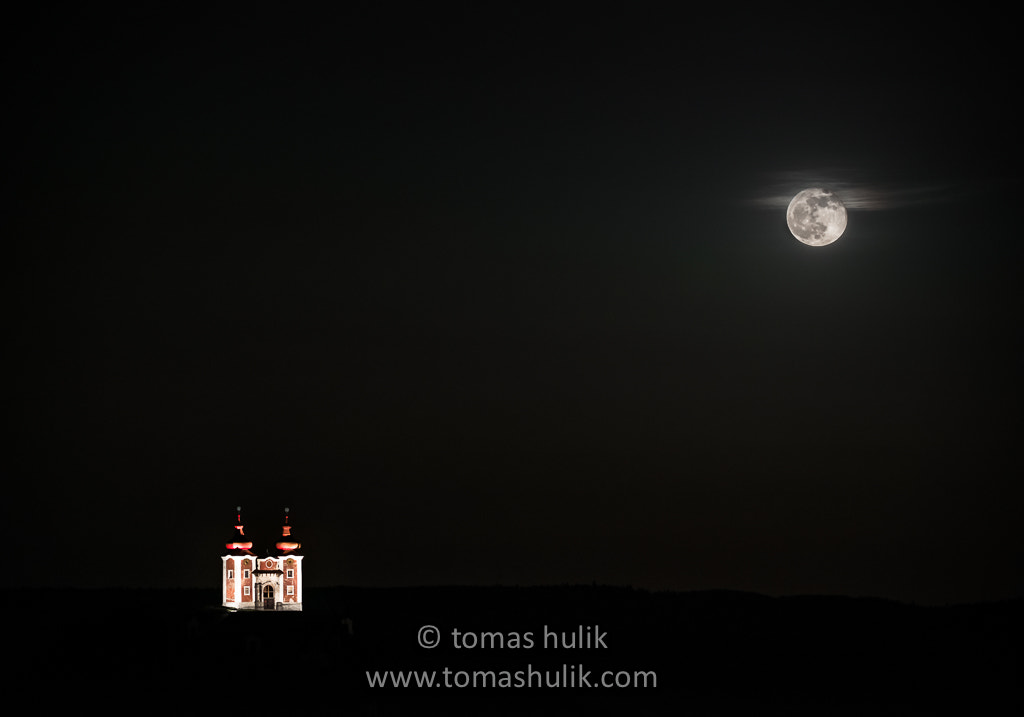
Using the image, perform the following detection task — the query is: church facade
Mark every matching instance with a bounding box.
[222,507,303,611]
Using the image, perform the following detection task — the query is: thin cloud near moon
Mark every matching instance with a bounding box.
[745,170,961,210]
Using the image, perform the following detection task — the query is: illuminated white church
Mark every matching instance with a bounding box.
[222,507,304,611]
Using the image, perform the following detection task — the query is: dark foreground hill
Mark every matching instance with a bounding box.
[5,586,1020,713]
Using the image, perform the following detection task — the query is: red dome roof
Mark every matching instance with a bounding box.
[225,507,254,553]
[275,509,301,553]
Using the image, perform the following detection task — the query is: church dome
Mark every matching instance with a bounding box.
[225,506,254,553]
[275,507,301,553]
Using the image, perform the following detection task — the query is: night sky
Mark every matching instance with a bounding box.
[8,6,1020,604]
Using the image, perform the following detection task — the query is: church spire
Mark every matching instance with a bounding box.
[225,505,254,552]
[275,506,301,553]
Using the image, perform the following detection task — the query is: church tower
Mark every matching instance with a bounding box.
[273,507,303,611]
[222,506,303,611]
[222,506,256,610]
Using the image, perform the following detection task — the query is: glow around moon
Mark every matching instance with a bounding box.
[786,188,848,246]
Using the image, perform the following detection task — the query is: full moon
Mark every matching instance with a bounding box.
[786,188,848,246]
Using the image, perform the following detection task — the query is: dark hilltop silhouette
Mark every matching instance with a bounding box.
[6,585,1020,713]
